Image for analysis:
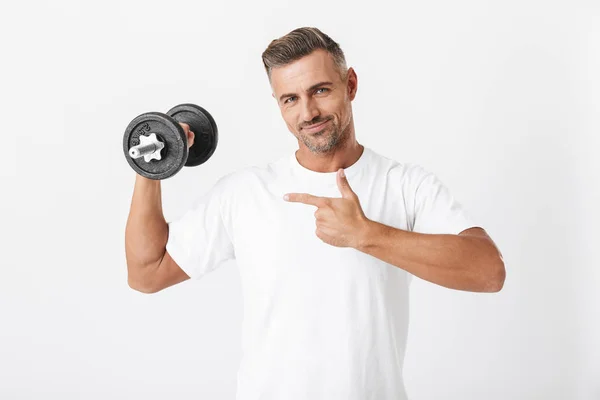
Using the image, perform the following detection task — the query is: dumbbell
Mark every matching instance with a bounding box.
[123,104,218,180]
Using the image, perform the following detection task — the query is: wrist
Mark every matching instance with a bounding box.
[355,218,377,251]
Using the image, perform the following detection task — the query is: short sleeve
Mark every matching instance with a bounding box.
[165,176,235,280]
[410,166,479,235]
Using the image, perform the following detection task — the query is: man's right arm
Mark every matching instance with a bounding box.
[125,175,190,293]
[125,123,195,293]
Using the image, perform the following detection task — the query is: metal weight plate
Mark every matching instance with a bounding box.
[123,112,188,180]
[166,103,218,167]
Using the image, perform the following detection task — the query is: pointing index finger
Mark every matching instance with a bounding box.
[284,193,326,207]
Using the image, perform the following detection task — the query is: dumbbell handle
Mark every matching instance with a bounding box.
[128,133,165,161]
[129,142,161,159]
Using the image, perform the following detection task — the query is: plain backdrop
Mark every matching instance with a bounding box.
[1,0,598,399]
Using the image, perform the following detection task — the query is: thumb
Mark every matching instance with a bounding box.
[187,130,195,148]
[336,169,355,199]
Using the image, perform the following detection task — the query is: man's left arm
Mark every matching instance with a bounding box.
[357,223,505,293]
[284,168,506,293]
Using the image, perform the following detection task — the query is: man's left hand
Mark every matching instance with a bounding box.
[283,169,371,248]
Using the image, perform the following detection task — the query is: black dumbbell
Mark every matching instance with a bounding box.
[123,104,218,180]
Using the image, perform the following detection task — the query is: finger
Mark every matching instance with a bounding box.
[315,228,327,242]
[187,130,195,148]
[336,169,355,199]
[313,208,332,221]
[284,193,327,207]
[179,122,191,133]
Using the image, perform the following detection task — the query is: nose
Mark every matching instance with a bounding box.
[301,98,320,124]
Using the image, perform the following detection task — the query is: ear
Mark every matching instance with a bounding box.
[346,67,358,101]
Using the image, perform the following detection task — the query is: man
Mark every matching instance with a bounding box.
[125,27,505,400]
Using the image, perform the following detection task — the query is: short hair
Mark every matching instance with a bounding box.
[261,27,348,82]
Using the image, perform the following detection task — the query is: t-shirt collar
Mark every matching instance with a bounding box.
[289,146,370,185]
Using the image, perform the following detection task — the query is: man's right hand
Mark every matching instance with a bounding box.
[179,123,195,148]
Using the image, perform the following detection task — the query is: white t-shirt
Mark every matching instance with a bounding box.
[166,146,477,400]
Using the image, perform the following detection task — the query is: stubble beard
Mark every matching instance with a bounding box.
[297,118,349,155]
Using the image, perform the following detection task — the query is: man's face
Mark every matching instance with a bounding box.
[270,49,357,154]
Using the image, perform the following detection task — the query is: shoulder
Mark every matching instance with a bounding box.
[366,147,431,187]
[212,154,288,194]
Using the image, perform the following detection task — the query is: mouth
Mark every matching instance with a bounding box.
[302,119,331,134]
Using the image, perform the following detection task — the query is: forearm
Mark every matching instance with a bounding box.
[357,220,504,292]
[125,175,169,278]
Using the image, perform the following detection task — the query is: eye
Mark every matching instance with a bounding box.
[316,88,329,94]
[284,96,297,104]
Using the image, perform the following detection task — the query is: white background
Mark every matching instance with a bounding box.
[1,0,598,399]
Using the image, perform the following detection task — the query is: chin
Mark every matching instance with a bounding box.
[306,136,339,154]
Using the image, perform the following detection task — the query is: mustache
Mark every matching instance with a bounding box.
[300,117,332,129]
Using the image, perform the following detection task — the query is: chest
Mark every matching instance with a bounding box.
[231,177,409,281]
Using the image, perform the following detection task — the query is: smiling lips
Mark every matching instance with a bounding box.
[302,119,330,134]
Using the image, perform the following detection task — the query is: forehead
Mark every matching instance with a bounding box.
[270,49,340,94]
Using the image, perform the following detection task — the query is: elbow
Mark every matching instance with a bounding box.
[127,269,160,294]
[482,259,506,293]
[128,279,158,294]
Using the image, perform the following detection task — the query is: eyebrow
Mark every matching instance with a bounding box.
[278,81,333,102]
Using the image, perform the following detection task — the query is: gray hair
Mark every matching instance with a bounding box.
[261,27,348,81]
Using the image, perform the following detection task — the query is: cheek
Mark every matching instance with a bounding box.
[324,97,345,117]
[281,109,299,130]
